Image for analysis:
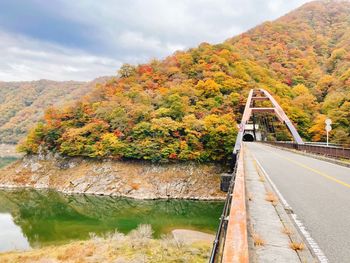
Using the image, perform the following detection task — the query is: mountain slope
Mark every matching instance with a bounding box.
[227,0,350,140]
[19,1,350,162]
[229,0,350,92]
[0,77,110,144]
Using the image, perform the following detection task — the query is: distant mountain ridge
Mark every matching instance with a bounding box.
[0,77,111,144]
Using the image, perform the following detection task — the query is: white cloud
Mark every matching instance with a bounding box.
[56,0,312,59]
[118,32,162,51]
[118,31,186,57]
[0,31,121,81]
[0,0,312,81]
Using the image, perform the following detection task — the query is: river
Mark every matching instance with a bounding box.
[0,188,223,252]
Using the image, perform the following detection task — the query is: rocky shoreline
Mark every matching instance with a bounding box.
[0,153,226,200]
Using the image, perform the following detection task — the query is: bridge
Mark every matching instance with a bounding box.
[210,89,350,263]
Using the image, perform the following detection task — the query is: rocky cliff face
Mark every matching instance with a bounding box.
[0,154,225,200]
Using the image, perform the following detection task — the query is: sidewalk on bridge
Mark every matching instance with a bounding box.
[244,145,316,263]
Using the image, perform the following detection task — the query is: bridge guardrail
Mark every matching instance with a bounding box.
[263,141,350,160]
[276,140,350,148]
[209,152,239,263]
[304,141,350,148]
[209,145,249,263]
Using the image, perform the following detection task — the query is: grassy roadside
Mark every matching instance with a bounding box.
[0,225,212,263]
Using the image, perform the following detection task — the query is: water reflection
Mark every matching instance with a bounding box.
[0,213,30,252]
[0,189,223,252]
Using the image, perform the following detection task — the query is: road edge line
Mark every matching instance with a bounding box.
[253,154,329,263]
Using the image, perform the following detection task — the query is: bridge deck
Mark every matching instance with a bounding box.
[248,142,350,262]
[244,146,302,262]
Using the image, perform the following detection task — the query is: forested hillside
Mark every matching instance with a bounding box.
[19,1,350,162]
[228,0,350,141]
[0,78,109,144]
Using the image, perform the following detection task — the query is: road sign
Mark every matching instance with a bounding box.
[325,118,332,146]
[325,118,332,125]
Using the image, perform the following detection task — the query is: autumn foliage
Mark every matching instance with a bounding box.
[0,78,109,144]
[19,1,350,161]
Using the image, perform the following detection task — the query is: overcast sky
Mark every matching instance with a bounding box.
[0,0,311,82]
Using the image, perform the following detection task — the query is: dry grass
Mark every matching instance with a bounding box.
[258,175,265,182]
[290,242,305,251]
[12,176,28,184]
[0,225,212,263]
[265,191,278,206]
[253,234,265,246]
[130,182,140,190]
[281,226,293,235]
[251,230,265,247]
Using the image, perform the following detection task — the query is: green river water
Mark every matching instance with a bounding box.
[0,188,223,252]
[0,157,17,169]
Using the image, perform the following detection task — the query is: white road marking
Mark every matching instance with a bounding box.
[252,152,329,263]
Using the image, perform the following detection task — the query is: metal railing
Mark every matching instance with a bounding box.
[277,140,350,148]
[304,141,347,147]
[209,151,240,263]
[263,141,350,160]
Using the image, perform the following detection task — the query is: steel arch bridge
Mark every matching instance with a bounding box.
[210,88,304,263]
[233,88,304,154]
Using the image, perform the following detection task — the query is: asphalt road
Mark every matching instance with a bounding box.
[246,142,350,263]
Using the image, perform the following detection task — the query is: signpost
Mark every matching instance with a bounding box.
[325,118,332,147]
